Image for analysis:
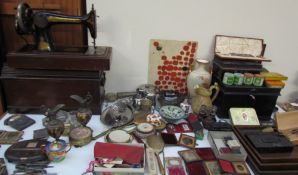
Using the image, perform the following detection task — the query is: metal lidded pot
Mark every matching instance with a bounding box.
[137,84,159,106]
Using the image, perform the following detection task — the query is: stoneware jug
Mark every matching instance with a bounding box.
[187,59,211,98]
[191,83,220,114]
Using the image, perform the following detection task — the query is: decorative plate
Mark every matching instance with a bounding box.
[159,105,186,123]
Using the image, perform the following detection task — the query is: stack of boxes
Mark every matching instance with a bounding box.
[212,35,284,121]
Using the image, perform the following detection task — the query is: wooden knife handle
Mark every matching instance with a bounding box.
[154,153,165,175]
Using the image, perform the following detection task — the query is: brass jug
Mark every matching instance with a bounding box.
[191,83,220,114]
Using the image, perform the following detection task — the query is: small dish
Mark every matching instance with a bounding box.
[159,105,186,123]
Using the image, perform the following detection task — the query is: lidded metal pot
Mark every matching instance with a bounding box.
[136,84,159,107]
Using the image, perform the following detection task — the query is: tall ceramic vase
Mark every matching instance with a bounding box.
[187,59,211,98]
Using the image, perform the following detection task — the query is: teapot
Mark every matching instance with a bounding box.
[191,83,220,114]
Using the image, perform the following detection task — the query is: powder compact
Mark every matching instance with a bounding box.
[135,123,155,139]
[69,127,92,147]
[105,130,133,143]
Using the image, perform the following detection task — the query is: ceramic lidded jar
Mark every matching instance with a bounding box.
[187,59,211,98]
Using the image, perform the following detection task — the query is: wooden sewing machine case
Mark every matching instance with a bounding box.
[0,0,111,114]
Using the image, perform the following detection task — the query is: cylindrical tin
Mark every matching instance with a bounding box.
[69,127,92,147]
[243,73,254,85]
[253,74,264,86]
[135,123,155,139]
[140,98,153,112]
[222,72,234,85]
[233,73,244,85]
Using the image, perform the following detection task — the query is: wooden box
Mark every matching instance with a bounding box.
[0,64,105,114]
[213,80,281,120]
[233,126,298,174]
[208,131,247,161]
[214,35,270,62]
[94,143,145,175]
[276,111,298,145]
[7,46,111,71]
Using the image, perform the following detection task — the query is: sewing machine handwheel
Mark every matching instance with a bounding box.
[15,2,34,34]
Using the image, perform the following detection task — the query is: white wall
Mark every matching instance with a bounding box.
[88,0,298,102]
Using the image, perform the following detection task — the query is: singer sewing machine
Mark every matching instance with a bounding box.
[15,2,97,52]
[6,2,111,71]
[1,2,111,116]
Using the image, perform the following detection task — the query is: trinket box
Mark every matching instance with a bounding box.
[178,134,196,149]
[166,122,193,133]
[229,108,260,126]
[233,126,298,174]
[246,132,294,153]
[93,143,145,175]
[218,160,235,174]
[161,132,178,145]
[214,35,270,62]
[185,161,206,175]
[105,130,133,143]
[203,161,222,175]
[165,157,186,175]
[4,114,35,131]
[208,131,247,161]
[69,127,92,147]
[5,139,48,163]
[178,149,201,163]
[135,123,155,139]
[195,148,216,161]
[0,130,23,144]
[232,162,250,175]
[213,79,281,120]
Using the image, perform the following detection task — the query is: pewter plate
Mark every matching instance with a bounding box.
[100,103,134,127]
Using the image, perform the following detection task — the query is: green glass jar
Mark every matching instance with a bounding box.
[223,72,234,85]
[253,74,265,86]
[243,73,254,85]
[233,73,244,85]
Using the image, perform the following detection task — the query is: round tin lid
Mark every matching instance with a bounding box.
[108,130,131,143]
[69,127,92,140]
